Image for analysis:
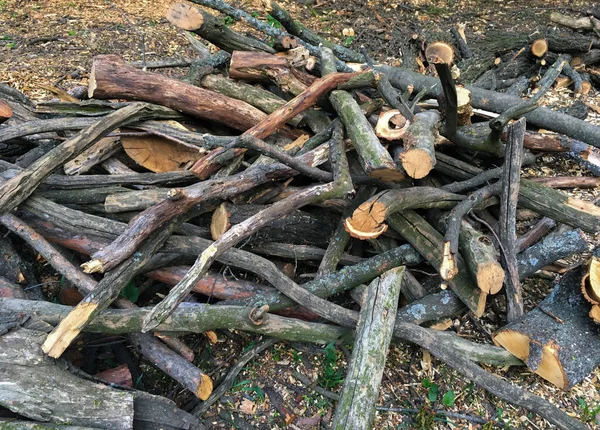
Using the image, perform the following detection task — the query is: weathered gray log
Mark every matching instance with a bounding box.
[0,328,134,429]
[166,2,274,54]
[332,267,404,430]
[499,118,526,322]
[517,229,589,279]
[378,65,600,147]
[494,267,600,389]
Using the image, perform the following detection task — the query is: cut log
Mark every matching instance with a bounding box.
[530,38,548,58]
[456,86,472,125]
[332,267,404,430]
[0,99,12,124]
[329,90,404,181]
[459,219,505,294]
[399,110,440,178]
[343,187,464,240]
[388,210,486,317]
[88,55,267,132]
[494,268,600,389]
[374,109,410,140]
[167,2,274,53]
[582,249,600,323]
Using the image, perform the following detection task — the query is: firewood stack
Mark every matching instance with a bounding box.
[1,1,600,429]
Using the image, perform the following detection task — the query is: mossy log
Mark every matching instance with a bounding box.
[494,267,600,389]
[459,219,505,294]
[332,268,404,430]
[200,74,303,126]
[387,210,486,317]
[0,328,203,430]
[329,90,404,181]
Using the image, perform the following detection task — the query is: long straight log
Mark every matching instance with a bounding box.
[0,299,351,344]
[332,268,404,430]
[88,55,267,132]
[378,65,600,147]
[330,90,404,181]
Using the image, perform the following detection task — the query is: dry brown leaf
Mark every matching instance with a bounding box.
[204,330,218,344]
[239,398,257,415]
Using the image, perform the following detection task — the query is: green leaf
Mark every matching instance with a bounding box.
[442,390,455,407]
[119,281,139,302]
[427,384,438,402]
[421,378,432,388]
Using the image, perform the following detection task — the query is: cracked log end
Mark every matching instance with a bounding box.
[81,259,104,274]
[42,301,97,358]
[400,149,433,179]
[425,41,454,65]
[344,200,389,239]
[477,262,505,295]
[197,373,214,400]
[0,99,13,124]
[493,330,567,389]
[166,2,204,31]
[440,241,458,281]
[210,203,231,240]
[375,110,410,140]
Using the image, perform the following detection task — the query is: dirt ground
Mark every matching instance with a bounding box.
[1,0,600,429]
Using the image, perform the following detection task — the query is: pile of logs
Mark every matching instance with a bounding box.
[1,1,600,429]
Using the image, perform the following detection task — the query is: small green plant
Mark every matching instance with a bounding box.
[7,41,15,49]
[222,16,234,26]
[578,397,600,423]
[266,14,282,29]
[344,36,354,46]
[119,281,139,302]
[291,350,301,364]
[318,342,344,389]
[421,378,439,403]
[442,389,455,407]
[251,11,259,18]
[68,29,76,37]
[232,379,265,402]
[1,35,12,40]
[148,19,156,27]
[0,1,6,11]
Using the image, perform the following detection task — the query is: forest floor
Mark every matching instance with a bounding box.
[1,0,599,429]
